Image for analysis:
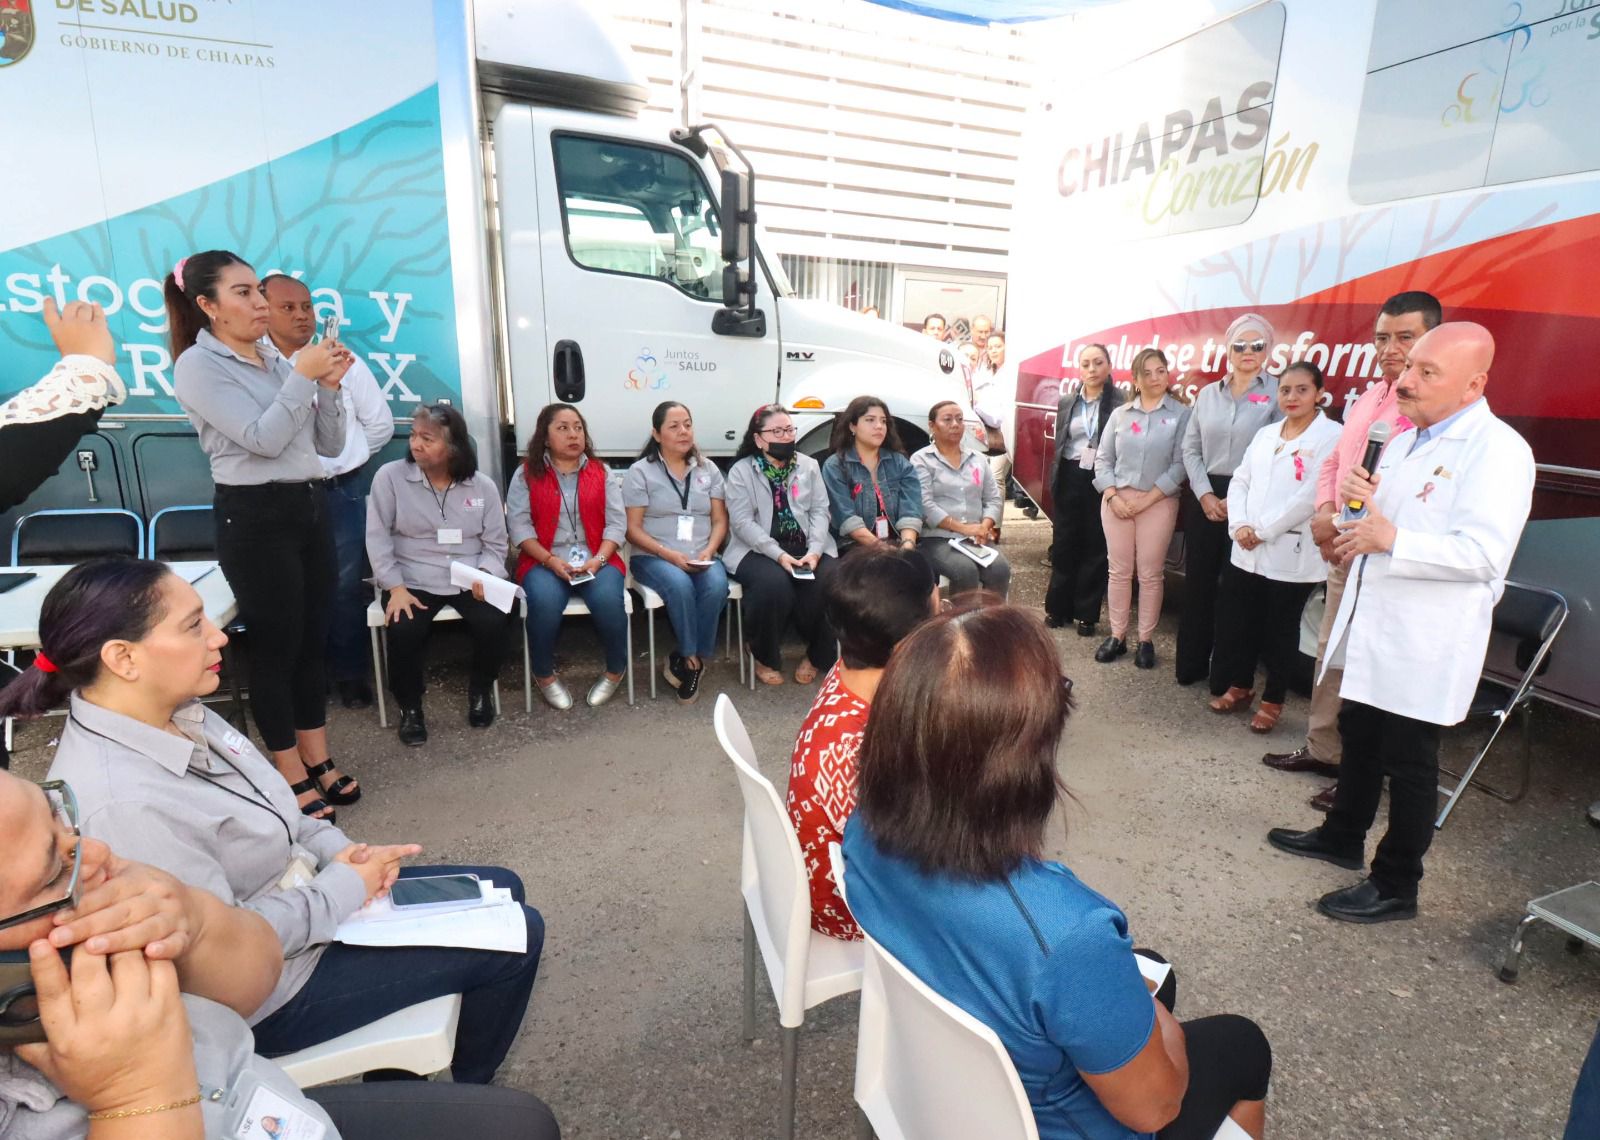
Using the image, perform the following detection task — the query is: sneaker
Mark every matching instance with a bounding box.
[663,652,685,691]
[676,662,704,705]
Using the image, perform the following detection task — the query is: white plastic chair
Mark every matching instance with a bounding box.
[831,846,1253,1140]
[714,695,864,1140]
[275,994,462,1088]
[367,592,533,727]
[627,561,746,698]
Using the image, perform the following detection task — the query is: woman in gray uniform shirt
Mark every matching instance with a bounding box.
[168,250,358,822]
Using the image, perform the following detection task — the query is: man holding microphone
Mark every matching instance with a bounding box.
[1267,322,1534,923]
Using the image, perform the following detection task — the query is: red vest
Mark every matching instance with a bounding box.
[513,460,625,583]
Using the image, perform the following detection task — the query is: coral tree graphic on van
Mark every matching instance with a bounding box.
[0,0,33,67]
[0,86,460,413]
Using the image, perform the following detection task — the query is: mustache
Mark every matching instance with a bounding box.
[1396,388,1418,400]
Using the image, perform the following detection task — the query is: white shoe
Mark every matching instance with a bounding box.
[537,678,573,710]
[587,674,623,707]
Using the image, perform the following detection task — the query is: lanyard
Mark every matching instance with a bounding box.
[425,478,454,520]
[663,461,693,512]
[871,476,890,520]
[558,473,583,539]
[1077,397,1097,444]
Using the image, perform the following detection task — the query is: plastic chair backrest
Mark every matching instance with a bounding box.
[12,509,144,565]
[713,693,811,1026]
[856,932,1040,1140]
[148,505,216,562]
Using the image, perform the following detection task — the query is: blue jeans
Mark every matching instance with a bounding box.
[629,553,728,660]
[521,563,630,677]
[1566,1019,1600,1139]
[250,865,544,1085]
[325,475,374,683]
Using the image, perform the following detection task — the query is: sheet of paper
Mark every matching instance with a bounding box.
[335,885,527,953]
[1136,954,1172,992]
[449,560,523,614]
[949,538,999,566]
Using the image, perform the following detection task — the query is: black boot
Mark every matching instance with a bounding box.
[398,704,428,747]
[467,687,495,728]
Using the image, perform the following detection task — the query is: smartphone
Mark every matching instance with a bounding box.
[388,873,481,910]
[0,571,38,595]
[789,565,815,580]
[567,570,596,586]
[321,313,340,343]
[0,947,70,1046]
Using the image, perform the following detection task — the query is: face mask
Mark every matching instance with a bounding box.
[766,441,796,462]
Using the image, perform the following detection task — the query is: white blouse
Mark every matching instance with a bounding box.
[1225,414,1343,582]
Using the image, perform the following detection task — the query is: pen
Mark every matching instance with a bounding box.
[189,566,217,586]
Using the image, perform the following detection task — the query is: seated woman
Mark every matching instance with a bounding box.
[1210,361,1342,732]
[0,557,544,1085]
[911,400,1012,598]
[506,403,630,709]
[820,395,922,553]
[367,404,512,745]
[0,770,561,1140]
[842,604,1272,1140]
[787,545,938,941]
[725,404,838,686]
[624,401,730,705]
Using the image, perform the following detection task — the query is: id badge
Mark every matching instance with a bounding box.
[1078,445,1097,471]
[875,517,890,540]
[676,515,695,542]
[437,527,463,546]
[277,855,316,891]
[567,546,587,568]
[222,1070,327,1139]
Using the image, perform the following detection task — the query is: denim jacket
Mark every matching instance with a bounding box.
[820,446,923,543]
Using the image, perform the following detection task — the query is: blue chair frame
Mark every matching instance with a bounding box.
[10,508,145,565]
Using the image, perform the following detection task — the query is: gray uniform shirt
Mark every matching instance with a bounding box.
[1094,395,1191,495]
[0,996,340,1140]
[366,460,509,594]
[173,328,345,485]
[623,455,726,556]
[1181,372,1282,496]
[505,457,627,552]
[911,444,1003,528]
[723,454,836,573]
[47,695,367,1024]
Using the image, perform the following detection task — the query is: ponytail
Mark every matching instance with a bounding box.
[0,557,173,721]
[163,249,250,360]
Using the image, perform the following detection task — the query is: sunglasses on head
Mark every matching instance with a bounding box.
[1230,339,1268,354]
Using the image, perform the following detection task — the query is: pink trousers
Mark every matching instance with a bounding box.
[1101,494,1179,642]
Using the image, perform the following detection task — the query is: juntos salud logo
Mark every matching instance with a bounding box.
[0,0,35,67]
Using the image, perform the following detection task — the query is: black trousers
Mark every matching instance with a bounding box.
[1044,461,1108,624]
[309,1076,560,1139]
[1320,699,1443,899]
[1211,561,1315,704]
[1176,474,1232,690]
[214,482,335,752]
[1162,1014,1273,1140]
[383,588,512,704]
[732,552,839,671]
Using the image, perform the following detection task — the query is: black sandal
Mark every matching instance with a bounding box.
[304,759,362,806]
[288,776,337,823]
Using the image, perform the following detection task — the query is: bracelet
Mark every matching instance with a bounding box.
[86,1092,203,1121]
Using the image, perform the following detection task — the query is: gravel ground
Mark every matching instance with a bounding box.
[9,507,1599,1139]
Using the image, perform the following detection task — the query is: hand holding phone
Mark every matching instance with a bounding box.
[321,313,341,343]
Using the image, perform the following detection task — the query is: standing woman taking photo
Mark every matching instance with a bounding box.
[1044,343,1121,635]
[168,249,359,821]
[1175,313,1282,690]
[625,401,730,705]
[725,404,838,686]
[820,396,922,553]
[1093,348,1189,670]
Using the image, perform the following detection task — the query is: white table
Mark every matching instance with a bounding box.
[0,561,237,650]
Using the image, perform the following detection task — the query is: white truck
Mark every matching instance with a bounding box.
[0,0,963,526]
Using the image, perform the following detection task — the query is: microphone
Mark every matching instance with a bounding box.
[1344,420,1392,516]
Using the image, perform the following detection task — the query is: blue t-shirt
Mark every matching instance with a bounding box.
[842,818,1157,1140]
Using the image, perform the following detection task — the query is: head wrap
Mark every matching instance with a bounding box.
[1223,312,1275,350]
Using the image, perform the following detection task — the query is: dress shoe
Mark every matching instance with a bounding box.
[537,677,574,710]
[1266,826,1363,870]
[1077,620,1097,638]
[467,687,495,728]
[1094,636,1127,664]
[1044,613,1067,629]
[1261,745,1340,778]
[337,679,374,709]
[1317,879,1417,924]
[1309,783,1338,813]
[587,674,622,707]
[1134,641,1156,669]
[397,704,428,747]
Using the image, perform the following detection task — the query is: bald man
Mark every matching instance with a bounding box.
[1268,323,1535,923]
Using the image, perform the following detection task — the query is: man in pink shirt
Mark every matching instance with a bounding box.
[1262,291,1442,809]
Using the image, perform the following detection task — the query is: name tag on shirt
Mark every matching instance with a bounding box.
[437,527,463,545]
[676,515,695,542]
[1078,445,1097,471]
[875,518,890,540]
[568,546,588,567]
[226,1076,327,1140]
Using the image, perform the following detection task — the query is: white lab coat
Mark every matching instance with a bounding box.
[1226,414,1342,582]
[1323,398,1534,726]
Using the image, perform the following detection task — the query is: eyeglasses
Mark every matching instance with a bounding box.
[759,427,797,439]
[0,782,82,933]
[1230,339,1268,354]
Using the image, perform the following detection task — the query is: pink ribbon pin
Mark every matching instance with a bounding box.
[1131,421,1143,435]
[1293,455,1305,481]
[1417,481,1436,502]
[1248,393,1269,404]
[972,467,982,485]
[1395,414,1415,433]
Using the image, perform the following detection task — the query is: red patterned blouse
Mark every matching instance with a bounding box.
[787,665,871,941]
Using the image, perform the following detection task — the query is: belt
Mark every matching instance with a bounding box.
[323,468,363,489]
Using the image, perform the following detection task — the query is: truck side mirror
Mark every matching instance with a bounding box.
[720,170,751,264]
